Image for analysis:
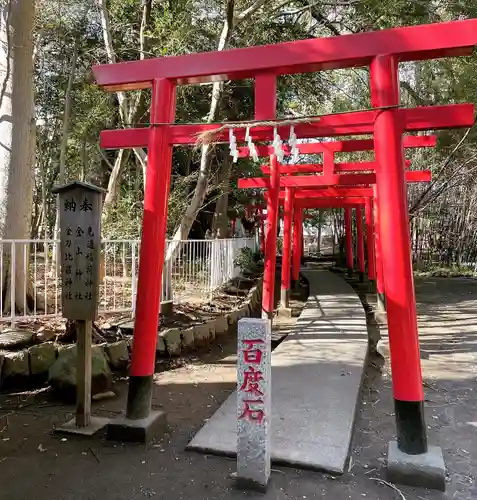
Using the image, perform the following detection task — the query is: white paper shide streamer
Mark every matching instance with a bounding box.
[289,126,299,163]
[229,128,239,163]
[245,126,259,162]
[272,127,284,162]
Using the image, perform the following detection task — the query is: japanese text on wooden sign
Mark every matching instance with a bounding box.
[55,185,102,320]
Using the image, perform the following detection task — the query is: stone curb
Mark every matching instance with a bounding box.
[155,277,262,355]
[0,278,264,390]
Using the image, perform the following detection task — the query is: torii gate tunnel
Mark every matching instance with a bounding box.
[240,162,432,310]
[242,134,437,298]
[243,133,437,310]
[94,19,477,461]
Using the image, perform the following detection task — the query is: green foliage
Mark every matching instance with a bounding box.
[414,266,477,278]
[102,190,143,239]
[31,0,477,263]
[234,247,263,273]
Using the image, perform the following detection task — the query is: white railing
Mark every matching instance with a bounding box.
[0,237,257,324]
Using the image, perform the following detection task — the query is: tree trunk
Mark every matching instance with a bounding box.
[0,0,43,317]
[97,0,150,212]
[317,211,323,254]
[165,0,273,260]
[212,156,232,238]
[51,39,79,274]
[102,148,131,221]
[165,12,233,261]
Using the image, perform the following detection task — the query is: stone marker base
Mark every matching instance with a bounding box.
[375,310,388,325]
[56,416,110,436]
[280,289,290,310]
[0,413,8,428]
[376,292,386,313]
[237,318,271,492]
[387,440,446,491]
[106,411,167,443]
[278,307,293,318]
[235,476,269,493]
[160,301,173,316]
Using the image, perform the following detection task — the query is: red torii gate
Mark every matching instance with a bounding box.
[238,135,437,158]
[253,144,432,298]
[275,186,378,286]
[296,198,368,281]
[93,18,477,483]
[242,169,431,308]
[238,170,431,189]
[247,134,436,311]
[261,160,413,175]
[244,135,436,260]
[280,188,376,282]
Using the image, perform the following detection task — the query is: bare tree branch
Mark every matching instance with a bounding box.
[97,0,151,194]
[127,0,151,125]
[400,80,429,106]
[302,1,342,36]
[97,0,128,121]
[410,119,477,214]
[235,0,269,24]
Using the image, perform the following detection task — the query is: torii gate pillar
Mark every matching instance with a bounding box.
[365,198,376,288]
[344,207,354,277]
[371,55,427,457]
[280,187,294,309]
[257,75,279,322]
[373,185,386,311]
[356,206,365,282]
[108,78,176,442]
[292,208,302,288]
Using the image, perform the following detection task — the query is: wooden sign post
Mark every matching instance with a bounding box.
[52,181,109,435]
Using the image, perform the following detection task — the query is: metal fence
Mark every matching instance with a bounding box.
[0,237,257,324]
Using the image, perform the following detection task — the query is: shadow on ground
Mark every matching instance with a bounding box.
[0,275,476,500]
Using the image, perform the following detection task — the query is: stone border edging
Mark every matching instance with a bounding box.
[0,278,263,390]
[159,277,263,356]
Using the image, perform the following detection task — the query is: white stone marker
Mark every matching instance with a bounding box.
[236,317,271,492]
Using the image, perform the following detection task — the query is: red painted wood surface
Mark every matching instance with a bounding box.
[293,198,367,208]
[100,104,473,148]
[93,20,477,88]
[344,208,354,271]
[356,206,365,276]
[292,209,302,283]
[371,54,424,403]
[281,188,294,295]
[260,160,412,175]
[365,198,376,281]
[238,135,436,158]
[256,75,278,320]
[373,184,385,298]
[238,170,431,189]
[283,187,375,199]
[129,79,176,378]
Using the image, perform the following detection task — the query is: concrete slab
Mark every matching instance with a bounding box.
[55,416,110,436]
[187,269,368,473]
[387,440,446,491]
[107,411,167,443]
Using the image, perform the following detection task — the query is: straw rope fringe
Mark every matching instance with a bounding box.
[192,104,402,148]
[194,116,320,148]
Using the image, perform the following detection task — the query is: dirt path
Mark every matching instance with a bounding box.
[0,276,476,500]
